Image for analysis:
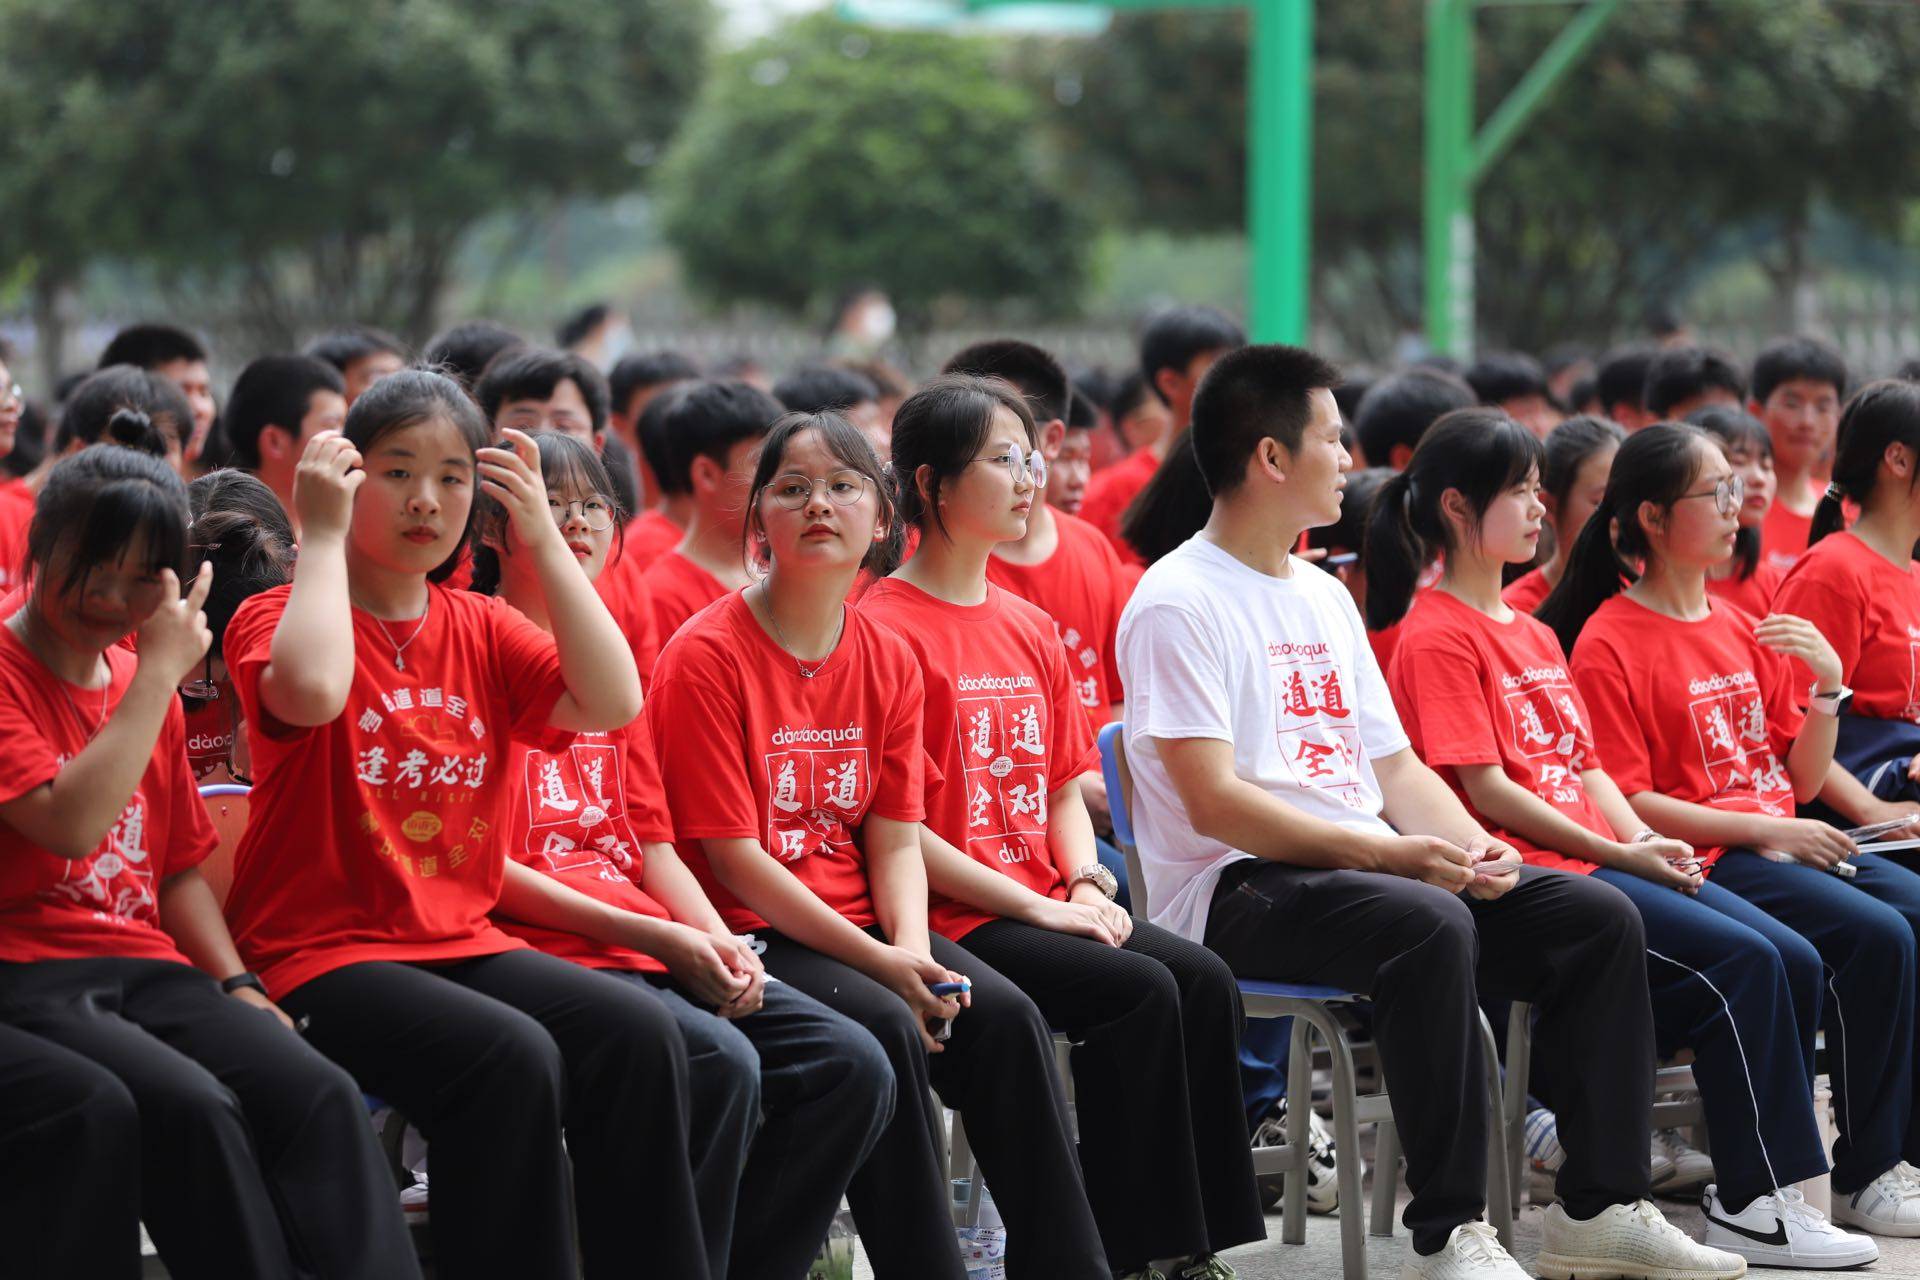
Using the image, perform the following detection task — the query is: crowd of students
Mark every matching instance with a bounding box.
[1,308,1917,1280]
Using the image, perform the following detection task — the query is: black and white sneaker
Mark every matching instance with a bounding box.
[1700,1183,1878,1269]
[1252,1099,1346,1213]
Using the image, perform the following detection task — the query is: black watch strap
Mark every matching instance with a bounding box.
[221,971,268,998]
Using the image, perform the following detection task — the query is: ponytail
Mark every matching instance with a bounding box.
[103,408,167,457]
[1362,471,1421,630]
[1361,407,1542,631]
[1810,379,1920,547]
[1538,423,1710,653]
[186,469,295,655]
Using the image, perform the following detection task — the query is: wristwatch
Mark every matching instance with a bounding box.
[221,971,269,998]
[1808,683,1854,717]
[1068,863,1120,901]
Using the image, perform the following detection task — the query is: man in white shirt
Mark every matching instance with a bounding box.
[1116,345,1742,1280]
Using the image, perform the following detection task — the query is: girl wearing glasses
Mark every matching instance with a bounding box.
[1774,380,1920,828]
[470,428,890,1280]
[0,442,418,1278]
[1371,410,1875,1267]
[1540,423,1920,1241]
[647,409,1104,1280]
[862,375,1264,1280]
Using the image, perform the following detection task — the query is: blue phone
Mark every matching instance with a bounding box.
[929,980,969,997]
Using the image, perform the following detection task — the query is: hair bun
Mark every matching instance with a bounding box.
[104,408,160,451]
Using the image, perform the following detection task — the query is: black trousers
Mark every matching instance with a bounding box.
[963,916,1266,1269]
[757,928,1109,1280]
[0,1020,142,1279]
[282,948,702,1280]
[0,957,418,1280]
[1205,861,1655,1256]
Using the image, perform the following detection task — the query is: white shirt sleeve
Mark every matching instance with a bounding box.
[1121,601,1235,746]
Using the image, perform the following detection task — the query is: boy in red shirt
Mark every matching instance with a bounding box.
[1750,337,1848,574]
[1080,306,1244,564]
[221,354,349,534]
[641,380,782,644]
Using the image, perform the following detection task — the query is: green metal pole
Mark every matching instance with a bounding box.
[1424,0,1474,359]
[1246,0,1312,344]
[1469,0,1622,183]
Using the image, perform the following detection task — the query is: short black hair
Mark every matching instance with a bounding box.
[97,323,206,371]
[1750,335,1848,405]
[1644,346,1747,419]
[1064,383,1097,430]
[1189,344,1343,497]
[475,347,611,436]
[305,325,406,373]
[223,355,347,470]
[940,339,1070,423]
[1353,367,1475,467]
[1072,368,1115,414]
[1595,343,1658,418]
[654,381,783,492]
[1465,351,1551,406]
[57,367,192,456]
[1140,306,1246,405]
[774,365,881,417]
[422,320,525,391]
[555,303,614,351]
[609,350,701,419]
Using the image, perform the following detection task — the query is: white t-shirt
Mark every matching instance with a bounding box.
[1115,535,1406,942]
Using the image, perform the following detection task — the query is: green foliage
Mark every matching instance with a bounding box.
[0,0,713,347]
[1044,0,1920,349]
[656,13,1088,320]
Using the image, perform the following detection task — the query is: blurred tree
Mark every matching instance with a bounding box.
[656,13,1088,326]
[0,0,713,371]
[1043,0,1920,352]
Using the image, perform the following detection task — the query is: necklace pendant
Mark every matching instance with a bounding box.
[395,655,405,671]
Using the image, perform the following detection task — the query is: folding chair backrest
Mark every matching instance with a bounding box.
[196,783,251,909]
[1096,721,1151,919]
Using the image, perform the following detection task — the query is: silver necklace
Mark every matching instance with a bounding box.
[372,603,431,671]
[760,582,843,678]
[10,614,109,740]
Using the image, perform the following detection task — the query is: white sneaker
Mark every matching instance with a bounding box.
[1537,1199,1744,1280]
[1252,1099,1347,1213]
[1401,1222,1530,1280]
[1651,1130,1714,1193]
[1832,1165,1920,1237]
[1700,1184,1876,1270]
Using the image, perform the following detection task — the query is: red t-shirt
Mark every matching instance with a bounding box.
[182,687,235,779]
[861,579,1099,941]
[625,510,684,572]
[1705,560,1785,620]
[1078,448,1157,567]
[0,630,214,964]
[440,545,474,592]
[0,480,32,593]
[984,509,1131,730]
[1760,501,1814,575]
[596,539,662,685]
[1502,567,1552,616]
[1774,531,1920,722]
[647,590,928,934]
[1570,595,1802,872]
[1388,590,1610,873]
[492,717,674,973]
[644,550,729,651]
[222,585,572,996]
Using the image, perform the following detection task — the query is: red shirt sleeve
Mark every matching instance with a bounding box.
[223,588,306,744]
[621,715,676,846]
[1395,633,1503,768]
[487,597,574,746]
[0,674,63,806]
[1572,640,1653,796]
[1773,574,1860,697]
[1758,640,1807,759]
[646,666,764,842]
[868,659,929,822]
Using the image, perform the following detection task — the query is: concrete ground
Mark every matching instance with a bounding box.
[854,1194,1920,1279]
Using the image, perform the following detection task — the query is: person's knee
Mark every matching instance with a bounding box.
[60,1067,137,1152]
[472,1009,567,1110]
[1565,873,1647,953]
[707,1019,762,1114]
[1851,898,1919,974]
[1410,886,1478,963]
[1767,929,1825,1012]
[144,1062,249,1141]
[831,1021,898,1132]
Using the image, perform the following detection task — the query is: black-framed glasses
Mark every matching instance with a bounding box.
[179,654,219,702]
[974,447,1048,490]
[765,470,871,510]
[1675,473,1745,519]
[546,495,615,532]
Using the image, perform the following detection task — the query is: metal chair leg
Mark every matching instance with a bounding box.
[1504,1003,1532,1213]
[1312,1004,1371,1280]
[1480,1011,1513,1250]
[1371,1120,1400,1238]
[1282,1015,1314,1247]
